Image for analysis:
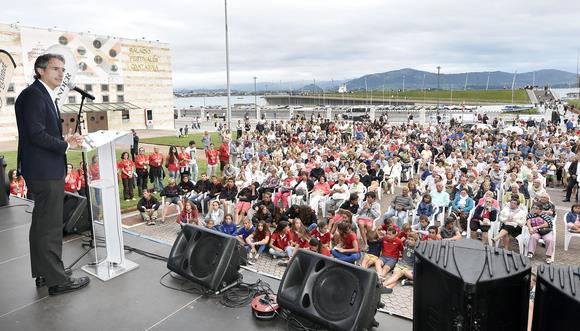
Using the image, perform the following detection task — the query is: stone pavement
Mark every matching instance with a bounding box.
[120,180,580,321]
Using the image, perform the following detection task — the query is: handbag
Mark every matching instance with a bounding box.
[537,227,552,236]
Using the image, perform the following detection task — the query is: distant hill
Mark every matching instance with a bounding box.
[344,68,579,91]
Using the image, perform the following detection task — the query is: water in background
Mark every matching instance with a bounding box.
[174,95,267,108]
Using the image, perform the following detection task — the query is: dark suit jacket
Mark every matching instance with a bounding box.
[15,80,67,180]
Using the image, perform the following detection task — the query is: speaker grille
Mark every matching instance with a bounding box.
[191,236,222,279]
[313,267,361,320]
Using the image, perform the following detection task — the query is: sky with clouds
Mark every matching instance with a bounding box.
[3,0,580,88]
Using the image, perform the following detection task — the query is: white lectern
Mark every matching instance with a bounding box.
[81,130,138,281]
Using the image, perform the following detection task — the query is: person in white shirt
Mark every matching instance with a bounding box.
[325,175,350,214]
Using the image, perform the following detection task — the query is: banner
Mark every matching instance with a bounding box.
[0,49,16,111]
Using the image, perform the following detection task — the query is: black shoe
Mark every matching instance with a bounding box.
[563,199,571,202]
[48,277,90,296]
[35,276,46,288]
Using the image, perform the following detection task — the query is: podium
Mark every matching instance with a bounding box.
[81,130,138,281]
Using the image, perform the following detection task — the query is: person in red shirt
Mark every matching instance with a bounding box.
[148,147,164,193]
[178,146,191,177]
[376,227,404,279]
[331,222,361,263]
[64,163,80,193]
[309,220,331,249]
[117,152,135,201]
[205,143,219,177]
[219,138,230,171]
[269,221,291,259]
[77,161,86,197]
[165,145,180,183]
[287,218,311,258]
[8,169,27,198]
[176,200,200,225]
[134,147,149,196]
[308,237,331,257]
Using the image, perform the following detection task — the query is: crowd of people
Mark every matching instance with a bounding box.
[7,107,580,294]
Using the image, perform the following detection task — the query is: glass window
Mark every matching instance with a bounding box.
[6,97,15,106]
[85,84,93,92]
[117,95,124,102]
[116,84,124,92]
[8,83,14,92]
[102,95,109,102]
[68,96,76,103]
[101,84,109,92]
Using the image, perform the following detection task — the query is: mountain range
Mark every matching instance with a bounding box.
[177,68,579,92]
[344,68,579,91]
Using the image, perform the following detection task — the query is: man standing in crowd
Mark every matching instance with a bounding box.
[219,137,230,172]
[135,147,149,196]
[148,147,164,193]
[206,143,219,177]
[15,53,89,295]
[184,140,199,180]
[130,129,139,162]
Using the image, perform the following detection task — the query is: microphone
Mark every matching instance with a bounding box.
[67,83,95,100]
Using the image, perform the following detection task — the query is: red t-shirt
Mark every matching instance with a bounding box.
[64,171,80,193]
[89,163,100,180]
[77,169,86,188]
[206,149,219,166]
[219,143,230,162]
[254,230,271,242]
[342,232,359,251]
[381,237,404,259]
[9,178,26,197]
[290,229,310,248]
[178,152,190,167]
[397,231,408,241]
[149,152,163,167]
[166,154,179,172]
[319,246,331,257]
[271,231,290,250]
[135,154,149,169]
[117,159,134,179]
[309,228,331,246]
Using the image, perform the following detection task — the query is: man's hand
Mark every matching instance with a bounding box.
[64,128,84,149]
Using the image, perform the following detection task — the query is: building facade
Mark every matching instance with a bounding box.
[0,23,174,141]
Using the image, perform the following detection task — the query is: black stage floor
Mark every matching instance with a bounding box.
[0,197,411,331]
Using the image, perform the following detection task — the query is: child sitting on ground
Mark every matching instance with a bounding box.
[382,232,418,294]
[412,215,430,239]
[360,229,382,269]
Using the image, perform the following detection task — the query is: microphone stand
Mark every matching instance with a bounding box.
[66,94,97,272]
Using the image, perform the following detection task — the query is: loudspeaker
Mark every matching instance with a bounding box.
[167,224,241,291]
[0,155,7,207]
[62,192,90,234]
[532,264,580,330]
[277,249,381,331]
[413,239,531,331]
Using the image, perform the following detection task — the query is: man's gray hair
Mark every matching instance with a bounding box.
[33,53,65,79]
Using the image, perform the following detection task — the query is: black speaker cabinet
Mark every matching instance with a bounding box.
[532,264,580,331]
[167,224,241,291]
[277,249,381,331]
[62,191,90,234]
[414,239,531,331]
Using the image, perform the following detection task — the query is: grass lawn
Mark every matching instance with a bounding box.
[141,132,221,148]
[568,99,580,108]
[1,149,213,211]
[324,89,530,104]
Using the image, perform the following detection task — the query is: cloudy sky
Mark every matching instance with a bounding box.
[4,0,580,88]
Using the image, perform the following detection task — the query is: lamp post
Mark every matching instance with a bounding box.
[437,66,441,110]
[253,76,258,118]
[224,0,231,129]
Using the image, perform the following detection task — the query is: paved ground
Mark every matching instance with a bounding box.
[119,175,580,321]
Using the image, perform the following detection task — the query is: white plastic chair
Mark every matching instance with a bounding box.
[564,211,580,251]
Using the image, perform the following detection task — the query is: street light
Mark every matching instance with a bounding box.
[224,0,231,129]
[437,66,441,110]
[253,76,257,118]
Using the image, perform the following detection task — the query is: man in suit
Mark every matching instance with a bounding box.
[563,157,579,202]
[15,53,89,295]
